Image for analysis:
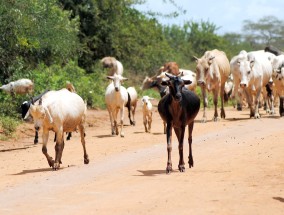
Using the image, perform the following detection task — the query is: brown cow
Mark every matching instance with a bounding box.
[194,49,230,122]
[161,62,180,75]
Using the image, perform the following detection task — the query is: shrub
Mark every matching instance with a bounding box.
[0,116,19,138]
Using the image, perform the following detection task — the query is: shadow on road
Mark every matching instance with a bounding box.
[135,169,178,176]
[273,197,284,203]
[11,165,74,175]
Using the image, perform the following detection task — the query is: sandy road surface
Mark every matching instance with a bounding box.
[0,101,284,215]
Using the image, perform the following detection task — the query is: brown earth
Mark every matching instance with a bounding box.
[0,100,284,215]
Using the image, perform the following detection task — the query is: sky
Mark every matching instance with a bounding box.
[133,0,284,35]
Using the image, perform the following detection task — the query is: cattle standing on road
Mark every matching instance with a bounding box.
[158,72,200,174]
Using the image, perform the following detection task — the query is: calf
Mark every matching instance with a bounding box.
[158,73,200,174]
[141,96,154,133]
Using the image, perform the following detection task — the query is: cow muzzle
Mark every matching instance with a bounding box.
[115,87,119,92]
[174,93,182,101]
[197,80,205,86]
[35,126,40,131]
[240,83,247,88]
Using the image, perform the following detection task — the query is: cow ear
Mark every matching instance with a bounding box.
[250,60,255,68]
[183,80,192,85]
[208,56,215,65]
[44,107,53,124]
[107,76,113,80]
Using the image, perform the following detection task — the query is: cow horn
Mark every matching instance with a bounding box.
[193,56,199,61]
[165,72,173,78]
[178,71,183,77]
[31,97,34,105]
[39,98,42,105]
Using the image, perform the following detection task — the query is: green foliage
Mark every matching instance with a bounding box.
[23,61,107,108]
[0,0,79,82]
[0,116,19,138]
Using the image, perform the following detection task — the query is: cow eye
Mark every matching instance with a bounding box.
[247,71,251,75]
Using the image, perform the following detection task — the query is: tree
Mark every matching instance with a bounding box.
[242,16,284,49]
[0,0,79,82]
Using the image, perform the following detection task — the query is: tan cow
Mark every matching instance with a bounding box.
[194,49,230,122]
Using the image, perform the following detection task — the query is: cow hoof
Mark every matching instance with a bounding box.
[213,117,219,122]
[201,118,207,123]
[188,156,194,168]
[132,121,136,126]
[84,157,89,164]
[48,159,55,168]
[120,132,125,137]
[53,162,60,170]
[166,163,172,174]
[254,114,260,119]
[178,165,185,172]
[166,168,172,174]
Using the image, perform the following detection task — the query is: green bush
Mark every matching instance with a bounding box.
[0,116,19,138]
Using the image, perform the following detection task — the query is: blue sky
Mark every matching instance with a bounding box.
[133,0,284,35]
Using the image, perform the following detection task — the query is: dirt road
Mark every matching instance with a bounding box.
[0,101,284,215]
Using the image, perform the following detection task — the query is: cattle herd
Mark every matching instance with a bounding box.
[1,46,284,173]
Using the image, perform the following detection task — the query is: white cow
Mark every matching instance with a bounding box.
[194,49,230,122]
[28,89,89,170]
[105,74,128,137]
[231,50,274,118]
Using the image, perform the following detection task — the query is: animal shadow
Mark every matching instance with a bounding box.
[273,197,284,203]
[136,169,178,176]
[95,134,117,138]
[12,165,73,175]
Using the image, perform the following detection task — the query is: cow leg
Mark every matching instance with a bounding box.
[114,108,119,135]
[174,127,185,172]
[119,107,125,137]
[41,130,54,168]
[132,104,136,126]
[220,83,226,119]
[279,97,284,116]
[166,122,173,174]
[54,129,64,170]
[79,123,89,164]
[148,113,152,133]
[213,89,219,122]
[34,131,39,144]
[188,122,194,168]
[143,115,148,132]
[127,105,133,125]
[107,106,115,135]
[254,87,262,119]
[244,89,254,117]
[59,140,65,164]
[201,86,208,123]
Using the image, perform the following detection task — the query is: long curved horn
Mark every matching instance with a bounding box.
[165,72,174,79]
[193,56,199,61]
